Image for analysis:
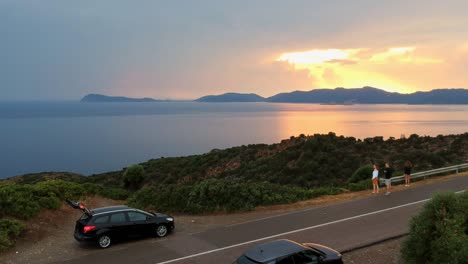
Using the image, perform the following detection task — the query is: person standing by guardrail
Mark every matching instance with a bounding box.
[404,160,413,187]
[372,164,380,194]
[384,162,394,195]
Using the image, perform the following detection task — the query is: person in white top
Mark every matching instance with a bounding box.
[372,164,380,194]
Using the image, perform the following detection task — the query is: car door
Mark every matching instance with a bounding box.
[108,212,131,239]
[126,211,151,237]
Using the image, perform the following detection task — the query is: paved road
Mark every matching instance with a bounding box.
[61,176,467,264]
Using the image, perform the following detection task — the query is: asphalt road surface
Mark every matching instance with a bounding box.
[60,175,467,264]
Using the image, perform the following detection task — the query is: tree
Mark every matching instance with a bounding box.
[123,164,145,190]
[401,192,468,264]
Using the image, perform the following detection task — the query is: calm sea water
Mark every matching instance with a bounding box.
[1,102,468,178]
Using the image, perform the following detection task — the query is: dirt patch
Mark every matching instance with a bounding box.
[0,196,123,264]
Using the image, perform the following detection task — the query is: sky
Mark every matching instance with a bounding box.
[1,0,468,100]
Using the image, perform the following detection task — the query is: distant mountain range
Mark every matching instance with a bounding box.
[81,87,468,104]
[196,87,468,104]
[195,93,265,102]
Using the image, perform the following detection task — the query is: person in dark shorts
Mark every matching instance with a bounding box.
[384,162,393,195]
[404,160,413,187]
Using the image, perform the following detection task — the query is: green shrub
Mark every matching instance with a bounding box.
[0,184,41,219]
[127,184,191,213]
[348,179,372,192]
[98,186,129,200]
[37,196,61,210]
[34,180,86,200]
[401,192,468,264]
[123,164,145,190]
[0,219,25,251]
[347,165,373,184]
[128,179,343,214]
[0,180,128,219]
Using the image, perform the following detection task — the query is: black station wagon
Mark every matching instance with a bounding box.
[234,239,343,264]
[67,200,174,248]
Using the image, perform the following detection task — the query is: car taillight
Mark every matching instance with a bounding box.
[83,225,96,233]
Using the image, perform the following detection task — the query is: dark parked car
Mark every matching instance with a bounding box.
[234,239,343,264]
[66,200,174,248]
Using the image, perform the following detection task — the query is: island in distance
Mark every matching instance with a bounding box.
[82,87,468,104]
[81,94,169,103]
[195,92,265,102]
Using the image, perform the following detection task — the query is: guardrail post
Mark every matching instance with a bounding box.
[456,168,459,174]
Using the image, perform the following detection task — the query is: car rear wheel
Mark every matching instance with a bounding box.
[156,224,168,237]
[97,234,112,248]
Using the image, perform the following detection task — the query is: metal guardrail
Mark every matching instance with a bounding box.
[380,163,468,185]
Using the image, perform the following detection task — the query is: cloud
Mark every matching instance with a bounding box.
[327,59,358,65]
[369,47,415,62]
[2,0,468,99]
[321,68,342,84]
[183,59,317,98]
[273,46,452,92]
[277,49,361,65]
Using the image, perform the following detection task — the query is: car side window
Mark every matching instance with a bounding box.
[93,215,109,224]
[128,211,147,222]
[292,250,319,264]
[110,212,127,223]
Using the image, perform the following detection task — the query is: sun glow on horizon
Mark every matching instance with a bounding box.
[274,47,444,93]
[277,49,361,65]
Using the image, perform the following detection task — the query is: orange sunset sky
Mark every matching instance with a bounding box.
[1,0,468,100]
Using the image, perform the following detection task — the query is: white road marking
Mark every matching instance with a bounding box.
[156,190,465,264]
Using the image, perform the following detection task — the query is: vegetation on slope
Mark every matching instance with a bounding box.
[90,132,468,212]
[401,191,468,264]
[1,132,468,250]
[0,219,24,251]
[127,179,341,213]
[0,180,128,220]
[91,132,468,188]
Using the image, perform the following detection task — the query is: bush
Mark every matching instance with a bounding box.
[128,179,343,214]
[401,192,468,264]
[0,219,25,251]
[347,165,373,184]
[123,164,145,190]
[0,180,128,219]
[348,179,372,192]
[98,186,129,200]
[0,184,41,219]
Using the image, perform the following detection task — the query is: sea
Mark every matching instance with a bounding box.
[1,101,468,179]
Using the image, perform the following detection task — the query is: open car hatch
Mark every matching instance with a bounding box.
[66,199,92,216]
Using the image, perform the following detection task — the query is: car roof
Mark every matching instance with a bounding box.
[243,239,306,262]
[90,205,131,215]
